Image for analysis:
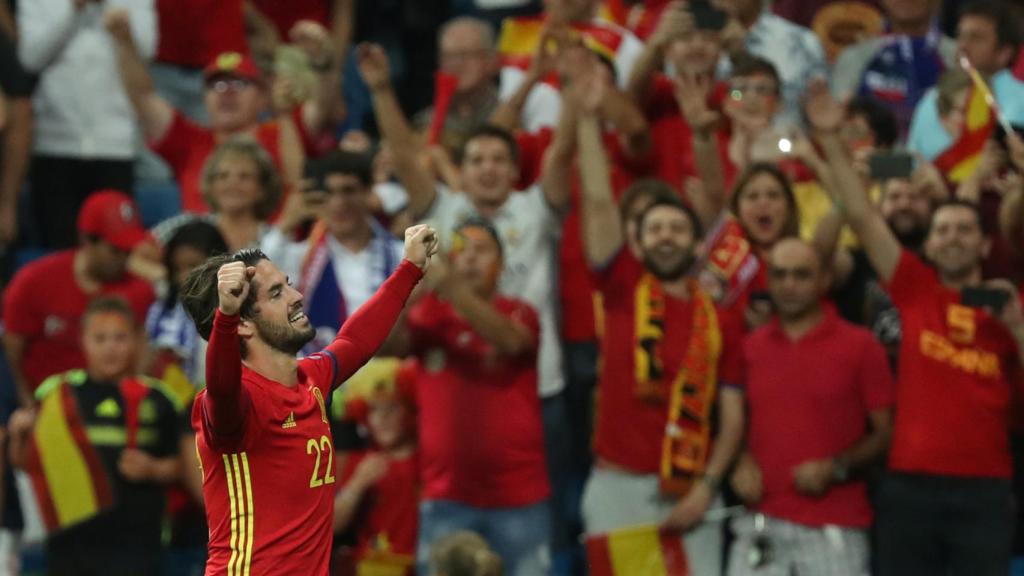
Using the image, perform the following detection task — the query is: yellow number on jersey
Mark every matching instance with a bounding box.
[306,435,336,488]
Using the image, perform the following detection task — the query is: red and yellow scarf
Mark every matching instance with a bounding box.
[633,274,722,497]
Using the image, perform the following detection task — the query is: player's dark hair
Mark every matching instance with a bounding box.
[181,248,269,344]
[82,296,137,330]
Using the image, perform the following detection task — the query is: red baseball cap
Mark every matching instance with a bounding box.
[77,190,149,252]
[203,52,263,85]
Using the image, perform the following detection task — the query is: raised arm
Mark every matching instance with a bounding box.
[105,9,174,143]
[324,225,435,387]
[806,80,901,282]
[357,44,438,220]
[288,20,346,137]
[674,71,725,231]
[202,263,256,438]
[578,109,624,267]
[429,257,537,358]
[624,1,690,105]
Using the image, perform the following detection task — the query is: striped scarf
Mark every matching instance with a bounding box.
[633,275,722,496]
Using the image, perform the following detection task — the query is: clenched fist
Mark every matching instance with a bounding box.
[217,261,256,316]
[404,224,439,271]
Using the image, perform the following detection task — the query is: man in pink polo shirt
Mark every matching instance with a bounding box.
[728,238,894,576]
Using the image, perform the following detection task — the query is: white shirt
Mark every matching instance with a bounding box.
[260,223,405,316]
[421,185,564,397]
[18,0,157,159]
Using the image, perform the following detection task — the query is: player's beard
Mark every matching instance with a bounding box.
[253,315,316,355]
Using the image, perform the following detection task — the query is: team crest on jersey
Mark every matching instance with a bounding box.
[96,398,121,418]
[282,411,297,429]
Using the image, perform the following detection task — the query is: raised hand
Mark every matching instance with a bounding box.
[650,1,693,50]
[289,19,333,66]
[356,43,391,92]
[217,261,256,316]
[804,79,845,134]
[674,70,720,135]
[404,224,439,271]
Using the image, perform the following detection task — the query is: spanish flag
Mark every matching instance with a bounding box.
[498,15,628,73]
[934,59,999,183]
[24,379,113,534]
[586,525,690,576]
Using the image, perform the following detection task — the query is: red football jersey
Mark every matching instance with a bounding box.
[192,260,423,575]
[193,353,339,575]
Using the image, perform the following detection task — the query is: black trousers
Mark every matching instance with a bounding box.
[29,155,134,249]
[876,471,1014,576]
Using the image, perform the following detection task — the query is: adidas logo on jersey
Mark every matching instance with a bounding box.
[282,412,297,429]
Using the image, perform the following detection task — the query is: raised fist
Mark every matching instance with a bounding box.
[217,261,256,316]
[404,224,439,271]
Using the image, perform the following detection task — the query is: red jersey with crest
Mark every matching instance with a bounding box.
[193,261,422,575]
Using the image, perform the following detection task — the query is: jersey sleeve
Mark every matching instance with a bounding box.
[200,311,254,449]
[882,249,939,309]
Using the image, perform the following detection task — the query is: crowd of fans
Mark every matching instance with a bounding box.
[0,0,1022,575]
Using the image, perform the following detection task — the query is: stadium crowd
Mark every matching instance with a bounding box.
[0,0,1023,575]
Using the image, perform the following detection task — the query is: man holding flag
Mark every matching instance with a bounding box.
[9,297,185,576]
[909,0,1024,164]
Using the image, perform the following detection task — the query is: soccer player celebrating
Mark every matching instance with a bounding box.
[179,224,437,575]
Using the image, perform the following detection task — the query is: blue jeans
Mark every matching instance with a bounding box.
[418,499,551,576]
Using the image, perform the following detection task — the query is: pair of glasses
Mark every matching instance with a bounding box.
[207,78,252,93]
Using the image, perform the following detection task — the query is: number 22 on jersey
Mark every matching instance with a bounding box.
[307,435,336,488]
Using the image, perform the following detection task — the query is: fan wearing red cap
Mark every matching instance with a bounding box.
[2,190,155,407]
[105,8,343,214]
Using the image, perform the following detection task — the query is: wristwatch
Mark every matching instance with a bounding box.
[830,456,851,483]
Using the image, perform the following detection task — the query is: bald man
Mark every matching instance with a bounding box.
[727,239,894,576]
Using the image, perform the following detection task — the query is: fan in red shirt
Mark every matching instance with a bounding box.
[334,362,419,569]
[106,11,342,214]
[625,1,735,192]
[728,239,894,574]
[576,98,745,575]
[405,218,550,576]
[2,190,155,408]
[178,225,435,575]
[811,82,1024,576]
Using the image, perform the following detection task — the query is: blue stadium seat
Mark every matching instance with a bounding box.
[134,180,182,228]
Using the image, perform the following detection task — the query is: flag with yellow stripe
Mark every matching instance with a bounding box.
[934,59,1000,183]
[356,551,415,576]
[586,525,690,576]
[223,452,255,576]
[24,381,113,534]
[498,15,627,73]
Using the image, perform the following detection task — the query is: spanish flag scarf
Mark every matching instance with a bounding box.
[633,274,722,497]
